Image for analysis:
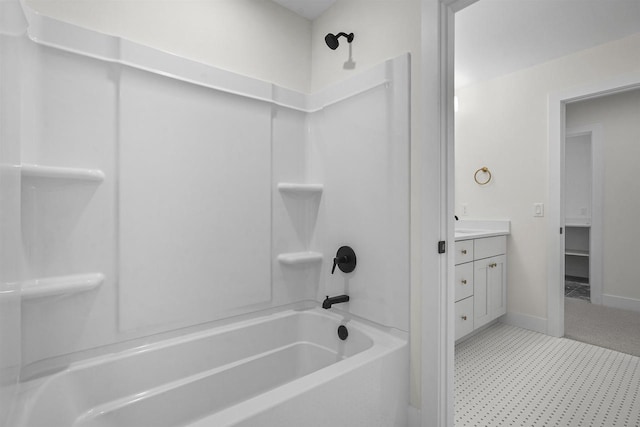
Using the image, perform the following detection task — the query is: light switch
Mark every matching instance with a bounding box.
[534,203,544,217]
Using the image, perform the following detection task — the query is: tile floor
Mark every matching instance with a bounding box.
[565,279,590,301]
[455,323,640,426]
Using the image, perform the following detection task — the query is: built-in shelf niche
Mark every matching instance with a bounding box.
[21,164,105,182]
[277,252,323,265]
[21,273,104,300]
[277,182,323,267]
[277,183,323,195]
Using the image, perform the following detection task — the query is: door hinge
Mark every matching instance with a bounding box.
[438,240,446,254]
[560,227,563,234]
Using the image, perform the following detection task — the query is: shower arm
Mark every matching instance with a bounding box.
[335,32,354,43]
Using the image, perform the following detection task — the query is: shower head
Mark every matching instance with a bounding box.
[325,32,354,50]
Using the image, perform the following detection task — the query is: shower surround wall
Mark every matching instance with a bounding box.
[0,1,28,423]
[16,5,410,377]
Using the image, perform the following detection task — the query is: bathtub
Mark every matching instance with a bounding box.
[13,307,408,427]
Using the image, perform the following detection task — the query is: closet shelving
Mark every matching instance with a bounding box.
[276,182,323,266]
[565,222,590,257]
[565,248,589,257]
[565,225,590,281]
[564,132,593,283]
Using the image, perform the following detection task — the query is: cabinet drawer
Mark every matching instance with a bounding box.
[474,236,506,260]
[455,296,474,341]
[454,262,473,302]
[454,240,474,265]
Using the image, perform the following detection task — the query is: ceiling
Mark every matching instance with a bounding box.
[456,0,640,89]
[271,0,337,20]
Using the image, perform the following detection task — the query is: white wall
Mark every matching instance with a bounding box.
[310,0,420,92]
[17,0,313,371]
[18,41,311,366]
[311,0,423,407]
[565,134,591,223]
[26,0,312,93]
[309,55,410,332]
[566,89,640,305]
[455,33,640,322]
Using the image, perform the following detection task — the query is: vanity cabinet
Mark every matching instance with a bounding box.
[454,235,507,341]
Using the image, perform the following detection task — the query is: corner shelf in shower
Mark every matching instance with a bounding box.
[277,183,323,195]
[21,273,104,300]
[21,164,105,182]
[277,252,323,266]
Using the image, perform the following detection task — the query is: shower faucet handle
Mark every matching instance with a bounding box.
[331,246,357,274]
[331,255,349,274]
[331,257,341,274]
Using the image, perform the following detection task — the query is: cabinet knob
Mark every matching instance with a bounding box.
[461,249,467,254]
[461,315,467,321]
[489,262,497,268]
[461,279,467,284]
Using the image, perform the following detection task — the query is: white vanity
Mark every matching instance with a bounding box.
[454,220,510,341]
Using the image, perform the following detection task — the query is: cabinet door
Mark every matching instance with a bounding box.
[488,255,507,319]
[474,260,490,328]
[474,255,507,329]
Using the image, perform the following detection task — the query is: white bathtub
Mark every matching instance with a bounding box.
[13,307,408,427]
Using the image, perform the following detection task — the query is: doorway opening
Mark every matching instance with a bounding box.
[563,124,603,305]
[547,78,640,339]
[555,88,640,357]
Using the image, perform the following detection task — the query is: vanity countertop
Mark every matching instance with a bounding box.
[454,219,510,241]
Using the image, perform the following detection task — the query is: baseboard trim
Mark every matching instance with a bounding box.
[500,312,547,334]
[601,294,640,313]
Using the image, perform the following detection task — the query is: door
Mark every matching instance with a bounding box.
[489,255,507,319]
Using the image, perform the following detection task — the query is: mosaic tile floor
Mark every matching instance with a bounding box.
[455,323,640,426]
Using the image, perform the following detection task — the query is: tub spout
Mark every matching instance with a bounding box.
[322,295,350,309]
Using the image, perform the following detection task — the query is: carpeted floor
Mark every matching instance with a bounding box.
[565,297,640,357]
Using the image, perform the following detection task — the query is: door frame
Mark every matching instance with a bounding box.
[419,1,479,426]
[546,73,640,337]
